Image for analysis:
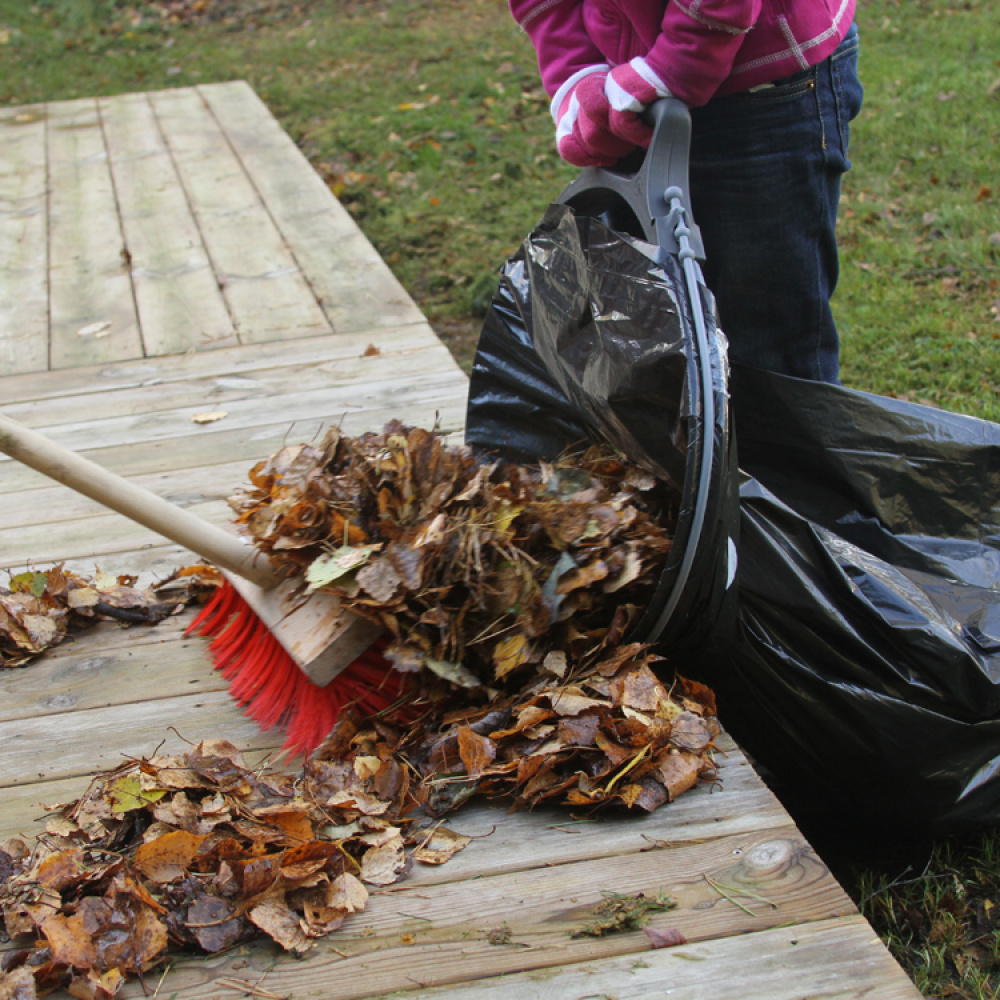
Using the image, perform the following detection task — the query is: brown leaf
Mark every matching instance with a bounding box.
[356,556,403,604]
[0,966,39,1000]
[32,850,91,892]
[359,837,407,887]
[134,830,207,884]
[456,726,496,779]
[609,664,669,713]
[185,895,244,953]
[249,899,312,954]
[547,688,610,716]
[669,712,716,752]
[657,753,703,801]
[413,827,472,866]
[492,633,531,680]
[554,559,609,594]
[66,966,126,1000]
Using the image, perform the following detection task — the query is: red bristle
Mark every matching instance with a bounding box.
[186,580,411,756]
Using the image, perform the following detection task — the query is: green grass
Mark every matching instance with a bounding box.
[836,0,1000,420]
[2,1,999,995]
[854,831,1000,998]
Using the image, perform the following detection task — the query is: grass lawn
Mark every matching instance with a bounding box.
[2,0,999,995]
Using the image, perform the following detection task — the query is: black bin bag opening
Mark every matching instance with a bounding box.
[465,200,738,661]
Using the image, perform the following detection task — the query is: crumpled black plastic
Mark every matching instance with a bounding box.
[466,203,1000,835]
[466,202,738,661]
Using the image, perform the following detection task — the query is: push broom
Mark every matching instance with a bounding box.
[0,412,401,755]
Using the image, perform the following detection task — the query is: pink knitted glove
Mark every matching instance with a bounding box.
[605,57,673,147]
[553,67,636,167]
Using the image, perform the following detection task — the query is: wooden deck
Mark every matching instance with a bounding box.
[0,82,921,999]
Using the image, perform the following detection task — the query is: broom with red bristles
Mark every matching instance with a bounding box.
[0,413,406,756]
[183,583,409,755]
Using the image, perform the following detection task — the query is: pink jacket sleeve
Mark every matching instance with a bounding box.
[509,0,607,97]
[649,0,763,106]
[512,0,766,109]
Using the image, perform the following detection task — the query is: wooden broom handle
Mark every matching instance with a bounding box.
[0,413,280,590]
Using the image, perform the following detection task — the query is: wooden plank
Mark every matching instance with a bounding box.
[3,462,250,531]
[0,618,214,724]
[0,104,49,375]
[0,394,467,499]
[0,729,777,877]
[0,498,233,569]
[46,97,143,369]
[0,368,468,453]
[1,605,783,861]
[198,81,426,334]
[0,688,281,789]
[3,461,250,530]
[2,333,467,432]
[8,542,205,591]
[365,916,923,1000]
[98,91,236,356]
[0,322,457,405]
[148,87,332,344]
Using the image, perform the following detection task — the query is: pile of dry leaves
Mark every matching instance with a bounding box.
[0,567,216,668]
[0,735,457,999]
[233,421,678,688]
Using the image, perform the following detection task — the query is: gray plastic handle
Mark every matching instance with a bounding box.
[554,98,704,259]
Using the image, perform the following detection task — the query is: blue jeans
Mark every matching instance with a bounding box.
[688,24,863,383]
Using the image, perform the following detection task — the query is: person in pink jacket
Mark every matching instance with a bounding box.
[510,0,862,383]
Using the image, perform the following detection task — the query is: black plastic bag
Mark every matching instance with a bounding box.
[701,365,1000,834]
[466,202,738,660]
[466,204,1000,835]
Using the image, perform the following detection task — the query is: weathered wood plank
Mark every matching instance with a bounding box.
[3,461,249,530]
[198,81,425,334]
[46,97,142,369]
[148,87,332,343]
[366,916,923,1000]
[0,368,467,453]
[0,104,49,374]
[3,333,467,432]
[0,498,233,570]
[0,616,206,725]
[98,91,236,356]
[0,322,455,405]
[0,688,281,789]
[14,542,205,590]
[0,730,777,880]
[0,393,467,500]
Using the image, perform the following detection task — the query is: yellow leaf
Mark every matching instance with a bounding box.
[107,773,167,814]
[493,633,530,680]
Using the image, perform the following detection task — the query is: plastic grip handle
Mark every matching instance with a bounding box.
[554,97,704,258]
